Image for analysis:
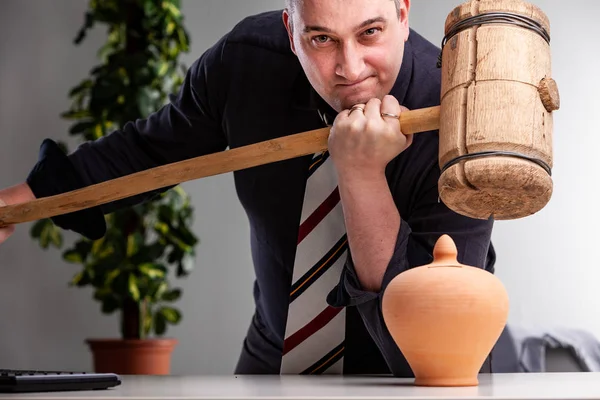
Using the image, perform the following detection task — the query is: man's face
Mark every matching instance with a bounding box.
[283,0,410,113]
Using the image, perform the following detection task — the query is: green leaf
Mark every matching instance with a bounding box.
[73,240,93,259]
[30,219,47,238]
[144,1,159,15]
[154,311,167,336]
[177,28,189,51]
[146,242,165,259]
[70,270,91,287]
[101,296,120,314]
[166,22,175,36]
[161,288,181,302]
[39,226,50,249]
[91,237,106,256]
[173,185,188,199]
[154,281,168,300]
[105,268,121,286]
[158,204,174,223]
[154,222,169,235]
[176,252,195,277]
[97,42,116,61]
[138,263,166,279]
[128,273,140,301]
[90,235,115,261]
[127,232,143,257]
[68,121,95,135]
[174,222,198,247]
[144,309,153,336]
[73,12,94,45]
[92,82,121,101]
[70,271,84,286]
[130,243,164,265]
[67,78,92,96]
[34,223,62,249]
[92,124,105,139]
[63,249,83,264]
[167,247,182,264]
[158,306,181,324]
[50,227,63,247]
[163,2,182,18]
[93,287,112,300]
[60,109,90,120]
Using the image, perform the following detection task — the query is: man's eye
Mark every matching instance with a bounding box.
[364,28,380,36]
[313,35,330,44]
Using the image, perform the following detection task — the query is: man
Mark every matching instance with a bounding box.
[0,0,495,376]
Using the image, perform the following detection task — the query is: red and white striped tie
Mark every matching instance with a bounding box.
[280,149,349,374]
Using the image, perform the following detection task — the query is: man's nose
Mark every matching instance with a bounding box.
[336,43,365,82]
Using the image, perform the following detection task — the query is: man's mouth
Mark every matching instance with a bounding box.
[337,76,371,88]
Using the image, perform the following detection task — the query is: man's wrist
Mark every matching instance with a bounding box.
[337,166,387,186]
[336,166,399,293]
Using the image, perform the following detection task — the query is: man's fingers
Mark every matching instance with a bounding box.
[380,95,401,121]
[0,198,15,243]
[1,224,14,235]
[364,98,382,120]
[0,224,14,243]
[348,103,366,120]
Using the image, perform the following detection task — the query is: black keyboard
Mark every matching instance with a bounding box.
[0,369,89,375]
[0,369,121,393]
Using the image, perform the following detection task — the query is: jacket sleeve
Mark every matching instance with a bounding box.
[25,35,230,240]
[326,149,496,377]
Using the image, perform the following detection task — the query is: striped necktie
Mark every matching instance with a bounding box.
[280,130,350,374]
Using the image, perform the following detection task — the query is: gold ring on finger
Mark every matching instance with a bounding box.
[381,112,399,119]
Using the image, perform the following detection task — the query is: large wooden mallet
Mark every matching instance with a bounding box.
[0,0,559,228]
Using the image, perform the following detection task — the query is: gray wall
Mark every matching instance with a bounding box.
[0,0,597,375]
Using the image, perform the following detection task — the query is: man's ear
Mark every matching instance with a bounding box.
[282,10,297,55]
[400,0,411,41]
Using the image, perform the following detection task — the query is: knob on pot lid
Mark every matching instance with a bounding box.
[428,234,467,269]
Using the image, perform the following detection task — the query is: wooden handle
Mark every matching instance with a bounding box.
[0,106,440,227]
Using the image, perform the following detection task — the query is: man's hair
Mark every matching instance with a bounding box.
[286,0,402,18]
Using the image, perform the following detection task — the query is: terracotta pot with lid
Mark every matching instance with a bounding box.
[382,234,509,386]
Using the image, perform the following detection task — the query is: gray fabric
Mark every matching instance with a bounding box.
[489,325,521,373]
[509,326,600,372]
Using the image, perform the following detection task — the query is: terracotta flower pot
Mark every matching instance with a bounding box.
[382,234,509,387]
[86,338,178,375]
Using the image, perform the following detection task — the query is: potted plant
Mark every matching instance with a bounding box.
[29,0,197,375]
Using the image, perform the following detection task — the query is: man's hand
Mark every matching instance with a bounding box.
[0,183,36,245]
[0,198,16,244]
[328,95,412,178]
[326,95,412,292]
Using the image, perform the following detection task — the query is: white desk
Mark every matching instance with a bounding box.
[2,373,600,400]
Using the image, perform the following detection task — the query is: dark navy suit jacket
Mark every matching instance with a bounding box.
[26,10,496,376]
